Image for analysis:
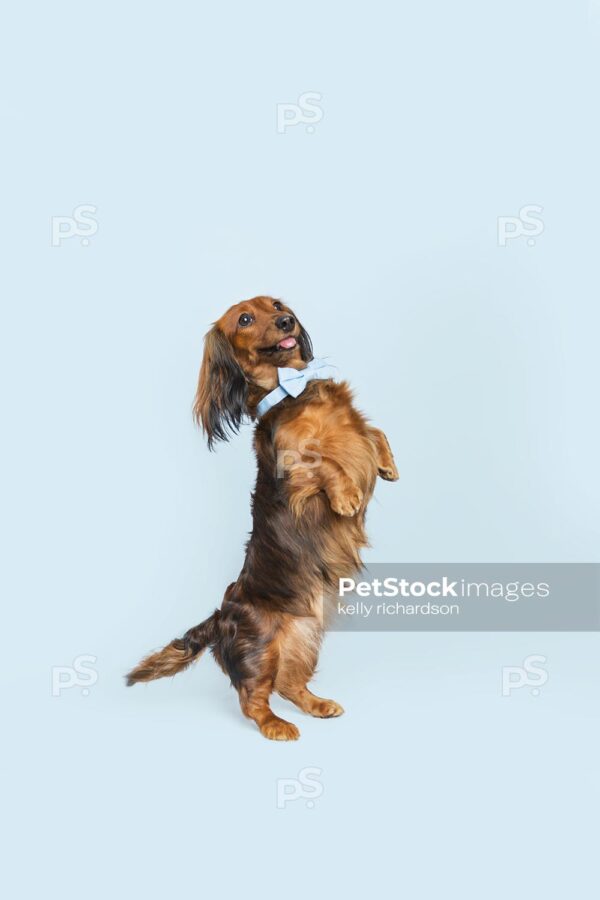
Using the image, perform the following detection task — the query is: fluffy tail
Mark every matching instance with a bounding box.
[126,611,220,686]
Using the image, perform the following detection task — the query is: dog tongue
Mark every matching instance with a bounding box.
[278,337,297,350]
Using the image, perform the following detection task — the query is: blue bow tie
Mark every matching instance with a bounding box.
[256,358,336,418]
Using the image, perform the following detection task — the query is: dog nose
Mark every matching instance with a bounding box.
[275,315,295,332]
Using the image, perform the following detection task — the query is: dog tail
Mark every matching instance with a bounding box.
[126,610,220,686]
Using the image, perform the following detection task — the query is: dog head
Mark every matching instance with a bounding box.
[193,296,313,447]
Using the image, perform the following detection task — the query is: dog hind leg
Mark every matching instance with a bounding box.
[275,614,345,719]
[239,677,301,741]
[219,614,300,741]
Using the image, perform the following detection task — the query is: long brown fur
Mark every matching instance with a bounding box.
[127,296,398,740]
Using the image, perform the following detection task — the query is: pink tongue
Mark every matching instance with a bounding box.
[278,337,297,350]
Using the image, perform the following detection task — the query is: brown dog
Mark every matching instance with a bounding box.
[127,296,398,740]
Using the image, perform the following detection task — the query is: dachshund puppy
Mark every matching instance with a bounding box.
[127,296,398,740]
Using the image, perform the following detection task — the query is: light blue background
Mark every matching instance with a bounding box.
[2,1,599,898]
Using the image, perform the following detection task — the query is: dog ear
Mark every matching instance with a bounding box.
[297,324,313,362]
[193,327,248,449]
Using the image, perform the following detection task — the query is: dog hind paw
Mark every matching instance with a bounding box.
[260,718,301,741]
[312,699,345,718]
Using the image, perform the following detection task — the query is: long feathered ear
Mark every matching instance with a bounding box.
[297,324,313,362]
[193,327,248,449]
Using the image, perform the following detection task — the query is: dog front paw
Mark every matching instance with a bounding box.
[329,481,363,517]
[378,462,399,481]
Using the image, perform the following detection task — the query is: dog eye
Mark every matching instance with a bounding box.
[272,302,283,311]
[238,313,253,327]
